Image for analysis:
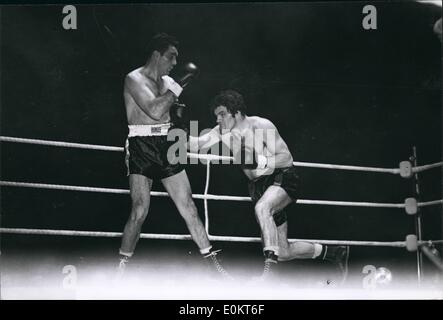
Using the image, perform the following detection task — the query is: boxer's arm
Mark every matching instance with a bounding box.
[124,73,176,121]
[188,126,222,151]
[260,119,293,168]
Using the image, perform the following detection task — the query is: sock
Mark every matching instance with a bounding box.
[312,244,323,259]
[119,250,133,260]
[263,246,279,257]
[264,250,278,263]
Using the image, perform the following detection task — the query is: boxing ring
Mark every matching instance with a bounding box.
[1,135,443,285]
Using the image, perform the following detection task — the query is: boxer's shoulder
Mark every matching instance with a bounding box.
[249,116,274,130]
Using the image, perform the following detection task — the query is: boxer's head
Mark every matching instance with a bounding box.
[211,90,246,132]
[146,33,179,75]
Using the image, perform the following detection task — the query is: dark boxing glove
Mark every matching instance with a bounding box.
[170,102,189,136]
[169,63,198,134]
[163,62,199,97]
[176,62,199,88]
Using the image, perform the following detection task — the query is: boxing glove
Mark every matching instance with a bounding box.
[162,75,183,97]
[176,62,199,88]
[170,102,189,136]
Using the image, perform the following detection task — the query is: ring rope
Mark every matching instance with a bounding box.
[420,240,443,245]
[0,136,124,152]
[0,227,191,240]
[2,135,441,174]
[297,199,404,208]
[2,180,442,209]
[413,162,443,173]
[418,199,443,207]
[1,227,435,247]
[291,161,398,174]
[2,136,442,252]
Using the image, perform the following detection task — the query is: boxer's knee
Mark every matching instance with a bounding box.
[255,201,273,221]
[130,197,150,224]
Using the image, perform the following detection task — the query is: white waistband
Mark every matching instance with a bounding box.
[128,123,172,137]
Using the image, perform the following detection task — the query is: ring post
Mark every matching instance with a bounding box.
[410,146,423,285]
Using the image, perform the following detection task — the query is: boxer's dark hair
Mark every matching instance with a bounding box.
[146,33,178,59]
[210,89,246,116]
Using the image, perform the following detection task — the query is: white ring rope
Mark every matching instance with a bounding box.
[1,135,442,250]
[418,199,443,207]
[1,227,441,247]
[413,162,443,173]
[0,228,192,240]
[2,135,442,174]
[0,136,124,152]
[291,161,398,174]
[2,180,442,209]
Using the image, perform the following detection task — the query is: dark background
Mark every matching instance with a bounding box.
[1,1,442,290]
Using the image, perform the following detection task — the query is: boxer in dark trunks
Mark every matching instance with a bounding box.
[118,33,230,280]
[189,90,350,282]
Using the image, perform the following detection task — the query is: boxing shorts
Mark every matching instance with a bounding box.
[125,123,185,180]
[248,165,299,226]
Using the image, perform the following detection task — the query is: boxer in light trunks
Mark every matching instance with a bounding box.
[118,33,230,279]
[189,89,350,282]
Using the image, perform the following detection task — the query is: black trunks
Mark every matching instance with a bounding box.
[125,124,185,180]
[248,166,299,226]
